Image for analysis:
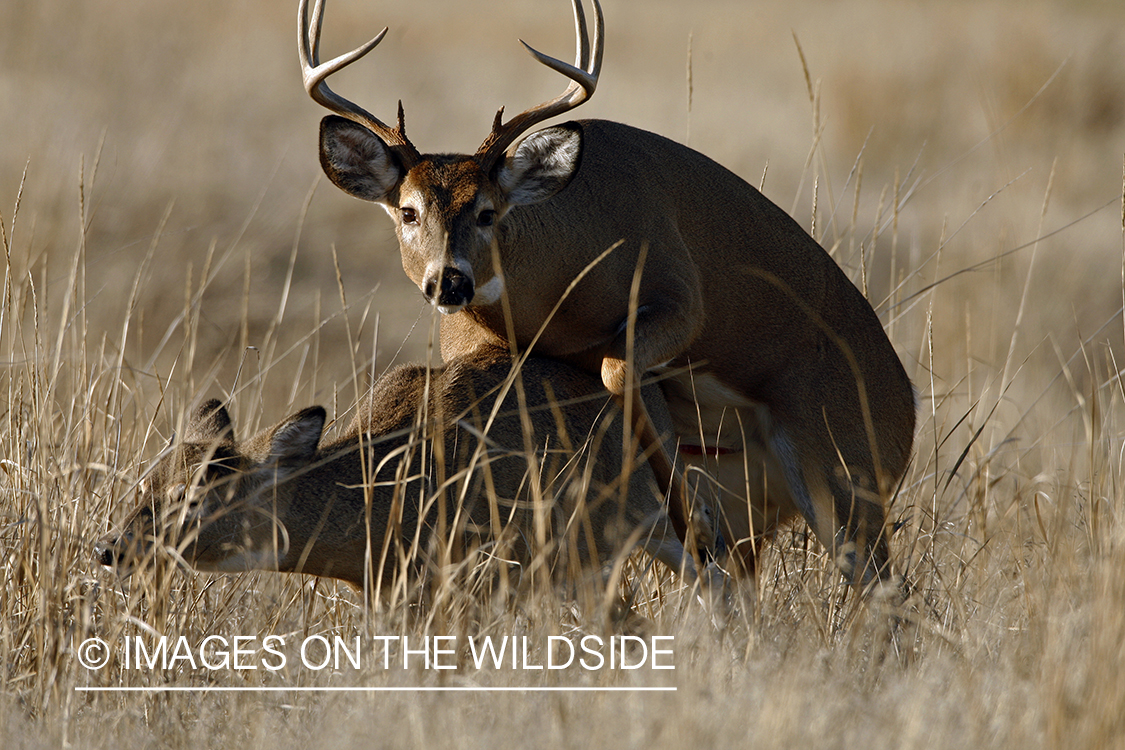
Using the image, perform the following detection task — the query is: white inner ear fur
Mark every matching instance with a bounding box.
[497,128,581,206]
[323,124,404,202]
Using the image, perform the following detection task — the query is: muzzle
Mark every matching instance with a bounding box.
[423,266,475,312]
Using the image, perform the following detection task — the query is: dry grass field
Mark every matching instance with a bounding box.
[3,0,1125,747]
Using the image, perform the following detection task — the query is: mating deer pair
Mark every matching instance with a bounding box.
[94,348,714,603]
[97,0,914,598]
[301,0,915,586]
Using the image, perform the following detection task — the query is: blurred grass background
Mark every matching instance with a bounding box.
[4,0,1123,404]
[3,0,1125,747]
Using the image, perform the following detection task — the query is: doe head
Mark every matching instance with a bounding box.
[94,400,326,578]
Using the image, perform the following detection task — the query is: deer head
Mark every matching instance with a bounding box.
[94,400,326,576]
[300,0,602,311]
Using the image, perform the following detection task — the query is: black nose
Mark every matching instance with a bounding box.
[423,267,474,310]
[94,539,118,567]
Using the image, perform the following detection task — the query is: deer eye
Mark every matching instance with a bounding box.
[166,483,190,508]
[476,209,496,227]
[401,207,418,225]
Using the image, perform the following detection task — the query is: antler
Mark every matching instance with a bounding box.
[298,0,421,167]
[476,0,604,172]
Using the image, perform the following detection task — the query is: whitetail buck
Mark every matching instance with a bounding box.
[94,347,707,601]
[300,0,915,587]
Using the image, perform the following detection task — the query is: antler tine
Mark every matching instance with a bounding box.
[477,0,604,171]
[523,0,602,94]
[298,0,420,165]
[551,0,590,84]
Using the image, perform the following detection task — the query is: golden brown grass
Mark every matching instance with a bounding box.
[3,0,1125,747]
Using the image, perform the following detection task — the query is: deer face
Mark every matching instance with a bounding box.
[393,157,506,312]
[94,402,325,577]
[319,116,583,312]
[95,447,247,577]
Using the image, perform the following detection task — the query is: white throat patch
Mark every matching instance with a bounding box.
[473,274,506,306]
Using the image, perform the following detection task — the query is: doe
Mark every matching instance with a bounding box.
[94,347,706,603]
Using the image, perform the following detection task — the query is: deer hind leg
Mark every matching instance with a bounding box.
[682,446,800,577]
[654,368,804,581]
[768,423,892,587]
[634,514,730,611]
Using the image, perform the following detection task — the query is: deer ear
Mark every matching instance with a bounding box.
[319,116,404,203]
[186,400,233,443]
[268,407,326,465]
[497,124,582,206]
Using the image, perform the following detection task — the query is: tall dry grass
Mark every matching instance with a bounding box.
[3,0,1125,747]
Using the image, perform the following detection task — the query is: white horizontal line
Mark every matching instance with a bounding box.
[76,686,676,693]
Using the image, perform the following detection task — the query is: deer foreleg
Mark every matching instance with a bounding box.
[596,284,712,558]
[613,373,720,565]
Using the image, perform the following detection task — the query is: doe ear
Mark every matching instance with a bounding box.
[496,124,582,207]
[319,115,405,203]
[268,407,326,465]
[186,400,233,444]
